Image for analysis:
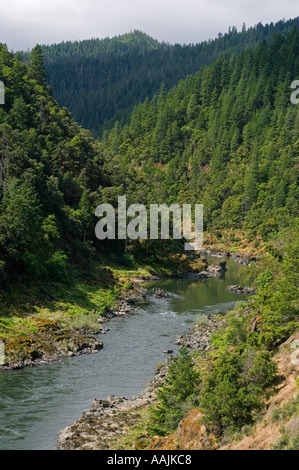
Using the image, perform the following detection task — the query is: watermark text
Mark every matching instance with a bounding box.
[291,80,299,105]
[0,81,4,105]
[95,197,203,251]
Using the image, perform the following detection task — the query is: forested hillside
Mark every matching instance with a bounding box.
[20,18,299,137]
[1,26,299,286]
[0,44,109,286]
[101,27,299,242]
[94,28,299,447]
[0,17,298,449]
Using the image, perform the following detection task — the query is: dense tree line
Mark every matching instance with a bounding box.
[101,27,299,241]
[19,18,299,137]
[0,44,109,285]
[1,26,299,284]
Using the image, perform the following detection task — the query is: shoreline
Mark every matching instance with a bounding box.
[0,284,147,371]
[56,254,247,450]
[0,248,254,371]
[0,249,259,450]
[56,312,226,450]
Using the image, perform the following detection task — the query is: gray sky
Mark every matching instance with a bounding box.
[1,0,298,51]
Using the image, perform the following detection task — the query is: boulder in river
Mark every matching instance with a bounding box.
[153,288,170,298]
[226,285,256,294]
[206,260,227,275]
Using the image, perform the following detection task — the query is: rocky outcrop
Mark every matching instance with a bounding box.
[175,313,226,353]
[199,248,256,266]
[57,363,169,450]
[100,286,148,319]
[226,285,256,294]
[206,260,227,274]
[199,249,231,258]
[153,288,170,298]
[174,261,227,280]
[148,409,218,450]
[1,319,103,370]
[1,282,148,370]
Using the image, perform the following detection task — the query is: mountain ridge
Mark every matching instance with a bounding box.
[18,17,299,136]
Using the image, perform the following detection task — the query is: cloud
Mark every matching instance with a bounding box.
[0,0,298,51]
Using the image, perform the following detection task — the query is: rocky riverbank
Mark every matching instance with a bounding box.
[55,252,257,450]
[56,313,226,450]
[175,313,227,353]
[198,248,257,266]
[0,250,253,372]
[0,284,147,371]
[226,285,256,295]
[57,362,169,450]
[131,259,227,282]
[1,319,104,370]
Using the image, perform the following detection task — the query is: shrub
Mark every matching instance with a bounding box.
[121,253,135,267]
[201,346,278,435]
[149,347,200,436]
[45,250,70,282]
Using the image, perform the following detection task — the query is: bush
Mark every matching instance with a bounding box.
[121,253,135,267]
[45,250,70,282]
[149,347,200,436]
[201,346,278,435]
[272,428,299,450]
[22,252,47,280]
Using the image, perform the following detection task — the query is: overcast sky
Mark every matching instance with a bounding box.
[1,0,298,51]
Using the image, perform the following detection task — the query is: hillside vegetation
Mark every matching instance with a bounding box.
[101,28,299,242]
[0,21,298,448]
[20,18,299,136]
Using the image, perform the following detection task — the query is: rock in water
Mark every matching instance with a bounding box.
[226,285,256,294]
[153,288,170,298]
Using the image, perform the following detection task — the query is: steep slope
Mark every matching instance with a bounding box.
[100,27,299,241]
[20,18,299,136]
[148,331,299,450]
[0,44,108,285]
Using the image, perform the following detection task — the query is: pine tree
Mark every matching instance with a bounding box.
[29,45,47,85]
[149,347,200,435]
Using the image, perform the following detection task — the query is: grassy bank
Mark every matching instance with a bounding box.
[0,228,273,368]
[0,248,208,368]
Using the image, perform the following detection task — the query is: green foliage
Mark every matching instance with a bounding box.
[97,28,299,237]
[18,19,299,137]
[0,45,109,286]
[201,346,278,435]
[0,178,42,263]
[272,428,299,450]
[29,45,47,85]
[271,393,299,422]
[45,250,69,283]
[149,223,298,438]
[257,268,273,290]
[149,347,200,435]
[120,253,135,268]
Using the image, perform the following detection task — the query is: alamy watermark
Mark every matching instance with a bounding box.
[0,340,4,366]
[291,80,299,105]
[95,197,203,251]
[0,81,4,105]
[291,340,299,366]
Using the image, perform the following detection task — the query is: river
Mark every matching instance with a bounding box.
[0,256,247,450]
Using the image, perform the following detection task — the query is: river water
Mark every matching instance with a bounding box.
[0,256,247,450]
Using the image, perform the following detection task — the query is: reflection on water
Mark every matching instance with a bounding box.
[0,256,248,450]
